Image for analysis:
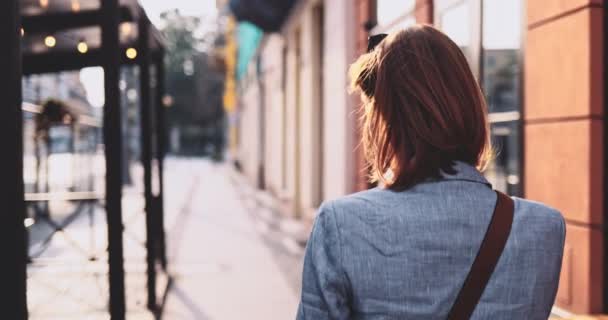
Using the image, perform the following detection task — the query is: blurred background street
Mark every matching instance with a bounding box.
[161,158,301,320]
[2,0,607,319]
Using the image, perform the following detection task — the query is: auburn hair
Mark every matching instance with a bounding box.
[349,24,492,190]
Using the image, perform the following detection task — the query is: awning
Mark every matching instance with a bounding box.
[228,0,297,32]
[236,22,263,79]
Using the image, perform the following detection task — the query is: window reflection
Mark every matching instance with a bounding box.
[376,0,415,27]
[487,121,521,196]
[483,50,520,113]
[384,16,416,33]
[440,3,470,46]
[482,0,522,50]
[482,0,522,196]
[439,2,471,62]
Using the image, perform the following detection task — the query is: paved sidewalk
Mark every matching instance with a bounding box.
[162,158,300,320]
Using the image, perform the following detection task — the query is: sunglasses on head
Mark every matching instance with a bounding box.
[367,33,388,53]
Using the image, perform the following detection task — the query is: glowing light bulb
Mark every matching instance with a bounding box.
[126,47,138,60]
[20,28,25,37]
[44,35,56,48]
[162,95,174,107]
[77,40,88,54]
[71,0,81,12]
[40,0,49,8]
[121,23,133,36]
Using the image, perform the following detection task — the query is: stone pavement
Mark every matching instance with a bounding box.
[26,174,158,319]
[26,157,586,319]
[25,157,302,319]
[162,158,301,320]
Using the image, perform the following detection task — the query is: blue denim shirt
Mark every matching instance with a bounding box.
[297,162,565,320]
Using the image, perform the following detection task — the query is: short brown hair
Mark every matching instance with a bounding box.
[349,24,492,190]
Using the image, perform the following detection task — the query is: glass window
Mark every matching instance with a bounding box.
[373,0,416,34]
[440,3,470,47]
[435,0,523,196]
[438,1,473,65]
[377,0,415,27]
[486,121,521,195]
[482,0,523,196]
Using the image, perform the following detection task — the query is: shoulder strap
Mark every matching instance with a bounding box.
[447,191,514,320]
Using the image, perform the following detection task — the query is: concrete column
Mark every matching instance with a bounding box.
[240,66,262,185]
[323,0,357,200]
[298,6,324,219]
[285,33,301,216]
[524,0,604,314]
[261,35,286,196]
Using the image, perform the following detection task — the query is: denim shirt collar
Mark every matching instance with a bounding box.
[439,161,491,187]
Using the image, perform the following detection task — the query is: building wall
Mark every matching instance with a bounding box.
[298,6,324,219]
[354,0,373,192]
[238,64,263,185]
[260,35,286,196]
[284,31,302,215]
[415,0,433,23]
[322,0,358,201]
[236,0,359,220]
[237,2,606,314]
[524,0,604,314]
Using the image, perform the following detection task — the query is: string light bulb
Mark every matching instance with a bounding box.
[40,0,49,8]
[44,35,56,48]
[126,47,138,60]
[71,0,81,12]
[20,28,25,37]
[77,39,88,54]
[120,23,133,36]
[162,95,174,107]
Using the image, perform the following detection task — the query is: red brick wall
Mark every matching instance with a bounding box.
[415,0,433,24]
[524,0,604,314]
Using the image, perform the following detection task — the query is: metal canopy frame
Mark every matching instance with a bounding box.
[2,0,168,318]
[21,1,164,75]
[0,1,28,319]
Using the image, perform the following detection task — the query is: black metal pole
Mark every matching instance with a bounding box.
[154,51,168,270]
[0,1,28,318]
[101,0,126,318]
[138,17,156,311]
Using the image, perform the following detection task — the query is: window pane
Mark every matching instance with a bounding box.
[384,16,416,34]
[483,50,520,113]
[377,0,415,27]
[486,121,522,196]
[439,2,471,59]
[439,1,479,70]
[483,0,522,50]
[482,0,523,196]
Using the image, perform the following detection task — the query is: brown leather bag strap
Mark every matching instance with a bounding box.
[446,191,514,320]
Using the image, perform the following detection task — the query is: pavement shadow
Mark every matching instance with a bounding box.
[166,285,212,320]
